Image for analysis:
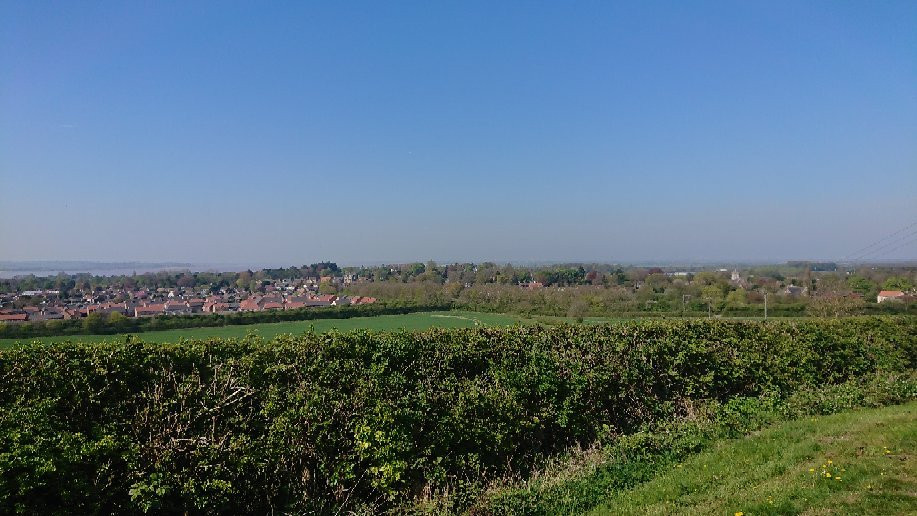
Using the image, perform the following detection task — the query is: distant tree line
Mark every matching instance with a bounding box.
[345,266,916,319]
[0,262,345,297]
[3,261,914,319]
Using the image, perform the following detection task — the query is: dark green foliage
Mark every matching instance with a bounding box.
[0,317,913,514]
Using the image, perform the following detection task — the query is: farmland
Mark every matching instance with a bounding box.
[0,310,531,346]
[0,310,657,347]
[0,309,801,348]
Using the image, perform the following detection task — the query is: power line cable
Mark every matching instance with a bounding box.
[859,234,917,261]
[849,224,917,260]
[844,219,917,260]
[851,227,917,261]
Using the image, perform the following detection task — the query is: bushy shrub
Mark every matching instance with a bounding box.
[0,317,913,513]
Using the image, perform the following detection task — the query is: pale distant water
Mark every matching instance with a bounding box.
[0,267,189,279]
[0,262,260,279]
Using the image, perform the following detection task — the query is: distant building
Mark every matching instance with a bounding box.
[730,269,748,288]
[239,298,261,312]
[85,302,131,317]
[186,299,205,313]
[877,290,905,303]
[164,301,191,315]
[135,304,166,317]
[784,285,807,296]
[349,296,376,305]
[0,311,28,323]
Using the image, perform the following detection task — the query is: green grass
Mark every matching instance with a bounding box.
[1,311,858,348]
[0,310,534,346]
[590,402,917,515]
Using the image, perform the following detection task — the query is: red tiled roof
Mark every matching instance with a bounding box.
[239,299,260,311]
[350,296,376,305]
[137,303,166,313]
[0,313,28,321]
[878,290,905,297]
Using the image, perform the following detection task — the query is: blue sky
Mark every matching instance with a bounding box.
[2,1,915,265]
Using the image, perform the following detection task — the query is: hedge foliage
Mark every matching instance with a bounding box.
[0,302,450,340]
[0,317,914,514]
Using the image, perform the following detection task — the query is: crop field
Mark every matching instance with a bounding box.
[0,310,537,346]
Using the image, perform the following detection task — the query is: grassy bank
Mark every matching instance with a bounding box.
[470,371,917,515]
[593,401,917,515]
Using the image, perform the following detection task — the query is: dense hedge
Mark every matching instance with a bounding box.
[0,317,913,514]
[0,302,451,340]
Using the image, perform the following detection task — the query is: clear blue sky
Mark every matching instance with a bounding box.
[2,1,915,265]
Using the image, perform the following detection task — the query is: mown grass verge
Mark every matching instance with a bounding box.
[466,372,917,515]
[591,400,916,515]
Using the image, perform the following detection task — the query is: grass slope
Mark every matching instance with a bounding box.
[591,402,917,515]
[0,310,531,346]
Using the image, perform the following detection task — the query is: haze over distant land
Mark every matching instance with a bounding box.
[1,2,915,264]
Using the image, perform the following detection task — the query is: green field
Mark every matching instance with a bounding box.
[591,402,917,515]
[0,310,538,346]
[0,311,828,348]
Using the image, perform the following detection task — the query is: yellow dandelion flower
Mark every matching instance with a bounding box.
[826,472,832,478]
[809,468,815,473]
[827,460,833,464]
[735,512,744,516]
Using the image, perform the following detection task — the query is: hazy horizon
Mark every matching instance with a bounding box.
[2,1,916,264]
